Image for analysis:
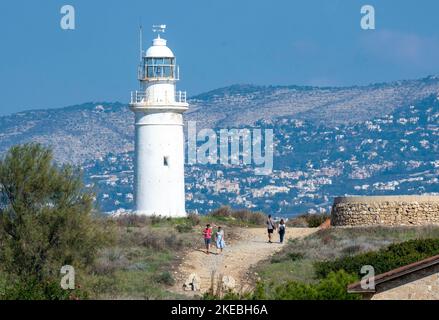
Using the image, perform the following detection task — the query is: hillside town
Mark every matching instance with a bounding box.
[82,94,439,216]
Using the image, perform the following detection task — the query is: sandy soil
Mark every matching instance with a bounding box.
[172,227,317,296]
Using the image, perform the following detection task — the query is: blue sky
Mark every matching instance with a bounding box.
[1,0,439,115]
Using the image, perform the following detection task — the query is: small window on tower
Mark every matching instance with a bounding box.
[164,156,169,167]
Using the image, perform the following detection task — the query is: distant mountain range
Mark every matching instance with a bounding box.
[1,76,439,164]
[1,76,439,215]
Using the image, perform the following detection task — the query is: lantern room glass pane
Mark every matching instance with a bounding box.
[144,57,175,78]
[145,57,174,66]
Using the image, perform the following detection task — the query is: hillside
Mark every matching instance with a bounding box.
[1,76,439,164]
[84,93,439,215]
[0,103,132,164]
[0,77,438,215]
[188,76,439,128]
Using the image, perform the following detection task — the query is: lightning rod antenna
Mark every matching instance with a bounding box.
[139,24,143,62]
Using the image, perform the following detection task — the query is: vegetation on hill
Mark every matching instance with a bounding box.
[208,206,267,226]
[204,270,360,300]
[0,149,271,300]
[248,226,439,300]
[315,238,439,279]
[83,215,198,299]
[69,208,270,299]
[287,213,330,228]
[2,143,439,300]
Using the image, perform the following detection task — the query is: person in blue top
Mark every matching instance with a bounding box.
[215,226,226,254]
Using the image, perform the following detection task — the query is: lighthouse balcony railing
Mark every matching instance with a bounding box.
[130,91,187,105]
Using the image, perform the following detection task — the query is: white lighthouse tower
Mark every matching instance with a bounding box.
[129,25,188,217]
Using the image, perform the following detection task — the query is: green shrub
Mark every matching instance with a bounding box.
[0,144,108,299]
[173,213,201,233]
[341,245,363,256]
[286,216,309,228]
[187,213,201,226]
[151,215,167,225]
[288,213,330,228]
[154,271,175,286]
[305,214,330,228]
[315,238,439,279]
[0,276,89,300]
[207,271,360,300]
[175,223,193,233]
[231,210,266,225]
[211,206,232,218]
[271,252,304,264]
[271,270,360,300]
[288,252,304,261]
[114,215,150,227]
[208,207,266,226]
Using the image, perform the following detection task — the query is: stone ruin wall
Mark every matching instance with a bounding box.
[331,196,439,227]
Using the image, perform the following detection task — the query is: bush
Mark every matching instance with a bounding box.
[151,215,167,225]
[174,213,200,233]
[315,238,439,279]
[208,207,267,226]
[92,248,130,275]
[304,214,330,228]
[231,210,266,225]
[288,213,329,228]
[208,271,360,300]
[271,252,304,264]
[270,270,360,300]
[0,276,89,300]
[154,271,175,286]
[175,223,193,233]
[129,229,184,251]
[211,206,232,218]
[341,245,363,256]
[164,234,184,251]
[286,216,309,228]
[187,213,201,226]
[0,144,108,299]
[114,214,150,228]
[140,231,167,251]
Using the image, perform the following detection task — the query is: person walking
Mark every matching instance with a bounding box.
[266,215,276,243]
[215,226,226,254]
[203,224,213,254]
[278,219,286,244]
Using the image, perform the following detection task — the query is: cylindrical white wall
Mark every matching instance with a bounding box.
[142,83,176,103]
[134,111,186,217]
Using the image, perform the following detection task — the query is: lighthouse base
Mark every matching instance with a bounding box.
[134,209,187,218]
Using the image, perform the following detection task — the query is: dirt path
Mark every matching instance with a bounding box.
[172,227,317,296]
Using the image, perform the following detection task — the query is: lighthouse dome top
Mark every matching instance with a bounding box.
[145,36,174,58]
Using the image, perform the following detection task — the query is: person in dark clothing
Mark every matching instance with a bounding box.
[278,219,286,244]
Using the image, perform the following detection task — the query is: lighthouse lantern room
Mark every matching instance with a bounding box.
[129,25,188,217]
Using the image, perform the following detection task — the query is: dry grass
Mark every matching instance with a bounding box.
[84,216,200,299]
[209,206,267,226]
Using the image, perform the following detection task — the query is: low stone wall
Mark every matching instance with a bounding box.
[331,196,439,227]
